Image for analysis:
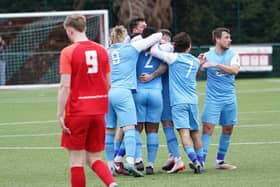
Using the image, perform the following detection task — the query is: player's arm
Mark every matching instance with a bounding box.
[57,47,72,134]
[131,32,162,52]
[104,50,111,89]
[197,53,206,77]
[203,54,240,75]
[106,72,111,89]
[140,63,167,83]
[150,43,177,65]
[140,42,172,82]
[57,74,71,134]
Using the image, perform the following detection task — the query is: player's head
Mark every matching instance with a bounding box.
[159,29,172,44]
[63,14,87,42]
[129,17,147,34]
[172,32,191,53]
[212,27,232,50]
[110,25,128,44]
[142,27,157,38]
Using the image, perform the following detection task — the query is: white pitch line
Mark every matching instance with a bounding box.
[0,120,58,126]
[239,110,280,114]
[0,133,59,138]
[0,147,62,150]
[0,141,280,150]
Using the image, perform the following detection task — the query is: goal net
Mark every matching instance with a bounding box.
[0,10,109,88]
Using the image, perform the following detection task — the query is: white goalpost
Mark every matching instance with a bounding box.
[0,10,109,89]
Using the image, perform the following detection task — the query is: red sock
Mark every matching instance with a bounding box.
[70,167,86,187]
[91,160,115,186]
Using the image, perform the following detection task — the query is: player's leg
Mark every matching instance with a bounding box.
[132,89,146,170]
[86,115,117,186]
[145,122,159,174]
[61,116,89,187]
[113,129,130,175]
[105,101,117,175]
[144,90,162,174]
[178,128,201,173]
[135,123,144,171]
[161,121,179,171]
[116,88,143,177]
[68,150,86,187]
[114,128,124,158]
[188,104,204,172]
[87,151,118,187]
[216,102,237,170]
[161,74,180,170]
[201,102,221,163]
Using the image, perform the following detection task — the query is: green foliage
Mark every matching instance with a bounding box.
[0,0,279,44]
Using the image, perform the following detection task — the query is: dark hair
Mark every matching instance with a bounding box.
[129,17,145,33]
[142,27,156,38]
[173,32,191,52]
[159,29,171,37]
[212,27,230,44]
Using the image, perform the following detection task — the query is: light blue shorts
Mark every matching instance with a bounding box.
[105,88,137,128]
[201,101,237,126]
[171,103,200,130]
[133,88,163,123]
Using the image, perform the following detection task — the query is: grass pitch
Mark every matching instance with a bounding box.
[0,78,279,187]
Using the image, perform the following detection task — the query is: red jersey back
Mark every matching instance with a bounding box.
[60,41,110,116]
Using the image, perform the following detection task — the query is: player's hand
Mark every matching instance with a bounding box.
[58,116,71,135]
[140,73,154,83]
[202,62,217,68]
[198,53,206,65]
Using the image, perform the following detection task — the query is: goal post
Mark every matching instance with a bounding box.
[0,10,109,88]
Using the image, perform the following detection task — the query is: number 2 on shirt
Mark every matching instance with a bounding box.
[85,50,98,74]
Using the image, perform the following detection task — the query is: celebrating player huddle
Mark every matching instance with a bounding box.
[58,15,240,187]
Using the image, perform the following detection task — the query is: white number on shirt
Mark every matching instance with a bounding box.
[144,54,153,68]
[112,50,120,65]
[186,60,194,78]
[85,50,98,74]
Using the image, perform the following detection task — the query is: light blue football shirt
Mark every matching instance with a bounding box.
[108,32,163,90]
[136,51,162,89]
[168,54,200,105]
[150,43,200,106]
[109,43,139,90]
[204,48,239,103]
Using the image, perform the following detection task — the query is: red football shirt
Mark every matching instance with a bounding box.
[60,41,110,116]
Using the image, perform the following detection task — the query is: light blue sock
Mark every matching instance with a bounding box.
[135,130,142,160]
[217,133,231,161]
[123,128,136,158]
[195,147,204,165]
[201,133,212,162]
[114,140,122,157]
[105,132,115,161]
[147,133,159,163]
[163,126,180,158]
[184,146,197,164]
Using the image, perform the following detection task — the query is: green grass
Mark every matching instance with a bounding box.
[0,78,280,187]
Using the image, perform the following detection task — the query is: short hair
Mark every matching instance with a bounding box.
[129,17,145,33]
[212,27,230,44]
[63,14,86,32]
[159,29,171,38]
[111,25,128,43]
[142,27,157,38]
[173,32,191,52]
